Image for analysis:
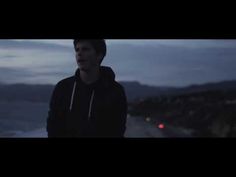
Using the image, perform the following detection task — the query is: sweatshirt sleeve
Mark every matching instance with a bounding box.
[109,85,128,137]
[47,82,67,137]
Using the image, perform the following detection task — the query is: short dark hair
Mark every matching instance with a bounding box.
[73,39,107,62]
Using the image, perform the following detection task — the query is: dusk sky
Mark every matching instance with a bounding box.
[0,39,236,87]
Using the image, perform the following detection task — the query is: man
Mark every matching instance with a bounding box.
[47,39,127,137]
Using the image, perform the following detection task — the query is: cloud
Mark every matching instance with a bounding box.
[0,40,73,52]
[15,40,74,48]
[104,41,236,86]
[0,67,34,83]
[0,66,74,85]
[107,39,236,49]
[0,55,17,59]
[1,40,236,87]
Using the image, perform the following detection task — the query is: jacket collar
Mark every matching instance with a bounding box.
[74,66,116,89]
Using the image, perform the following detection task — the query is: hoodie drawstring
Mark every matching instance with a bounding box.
[69,81,95,121]
[69,81,77,111]
[88,90,95,121]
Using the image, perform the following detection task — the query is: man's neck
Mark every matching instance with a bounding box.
[80,67,100,85]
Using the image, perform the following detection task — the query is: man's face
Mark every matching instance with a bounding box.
[75,41,101,71]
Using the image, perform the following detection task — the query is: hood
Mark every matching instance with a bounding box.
[69,66,116,112]
[75,66,116,83]
[100,66,116,81]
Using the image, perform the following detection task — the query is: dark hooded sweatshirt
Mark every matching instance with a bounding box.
[47,66,127,137]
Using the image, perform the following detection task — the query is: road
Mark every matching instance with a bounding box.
[124,116,165,137]
[11,116,184,138]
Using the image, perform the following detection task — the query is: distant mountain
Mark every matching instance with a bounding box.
[0,81,166,103]
[1,80,236,103]
[120,81,176,101]
[120,80,236,101]
[0,84,54,102]
[172,80,236,96]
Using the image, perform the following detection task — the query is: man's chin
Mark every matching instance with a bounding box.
[79,66,89,72]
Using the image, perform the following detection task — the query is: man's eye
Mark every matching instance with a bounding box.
[76,48,90,52]
[83,47,90,51]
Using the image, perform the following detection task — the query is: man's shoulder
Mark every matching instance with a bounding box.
[109,81,127,104]
[55,76,75,89]
[111,81,126,95]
